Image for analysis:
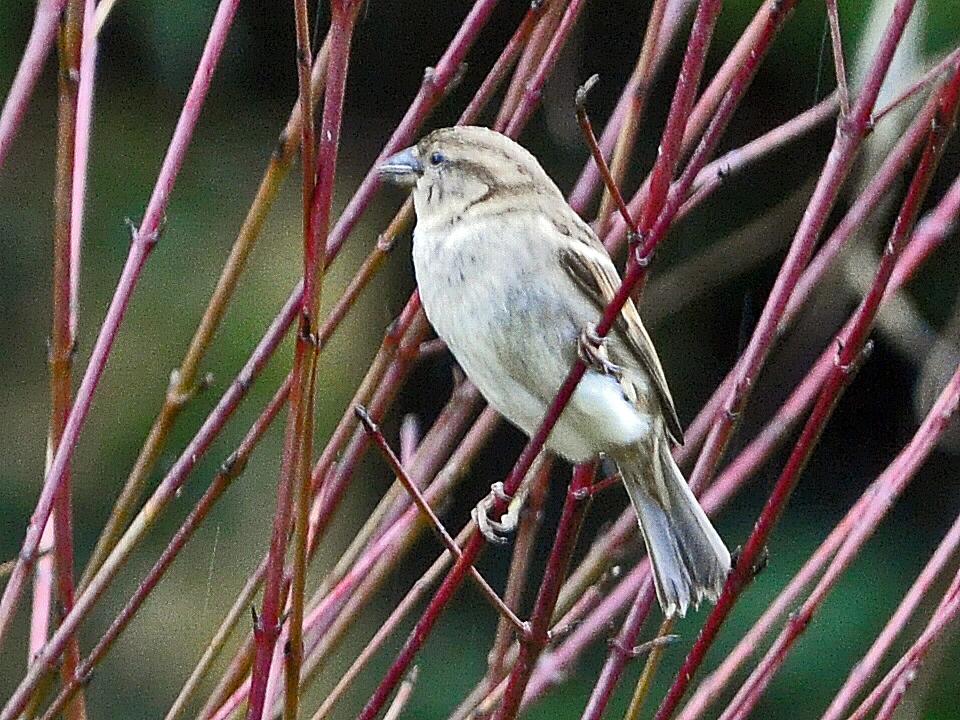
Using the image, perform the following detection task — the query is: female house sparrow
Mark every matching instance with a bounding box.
[378,126,729,617]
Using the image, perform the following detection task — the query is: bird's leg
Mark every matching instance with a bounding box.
[578,323,622,378]
[472,481,517,545]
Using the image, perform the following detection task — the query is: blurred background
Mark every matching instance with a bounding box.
[1,0,959,717]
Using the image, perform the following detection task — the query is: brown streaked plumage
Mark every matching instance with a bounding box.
[379,126,729,617]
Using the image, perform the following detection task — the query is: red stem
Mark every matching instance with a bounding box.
[682,0,917,505]
[492,464,596,720]
[0,0,68,171]
[848,570,960,720]
[503,0,589,137]
[357,1,729,715]
[37,383,287,720]
[246,0,343,714]
[8,0,501,705]
[654,19,945,715]
[523,121,960,713]
[0,0,242,680]
[717,362,960,720]
[0,1,242,714]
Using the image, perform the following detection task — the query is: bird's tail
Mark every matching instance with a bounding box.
[617,439,730,618]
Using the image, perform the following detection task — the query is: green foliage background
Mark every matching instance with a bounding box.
[1,1,959,717]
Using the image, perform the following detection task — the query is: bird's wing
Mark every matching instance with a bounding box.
[553,214,684,445]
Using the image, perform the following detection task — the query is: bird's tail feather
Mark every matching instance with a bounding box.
[618,440,730,618]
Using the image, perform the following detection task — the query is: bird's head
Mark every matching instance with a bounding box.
[377,126,562,220]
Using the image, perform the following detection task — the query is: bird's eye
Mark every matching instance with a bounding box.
[429,151,446,166]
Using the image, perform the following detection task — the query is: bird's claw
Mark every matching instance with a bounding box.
[472,482,518,545]
[578,324,622,378]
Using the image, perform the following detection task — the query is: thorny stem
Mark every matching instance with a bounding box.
[382,667,418,720]
[201,308,432,720]
[68,0,95,339]
[601,0,798,255]
[166,2,506,706]
[495,0,560,131]
[635,0,722,239]
[165,238,385,720]
[461,2,544,124]
[579,575,658,720]
[0,0,243,691]
[781,75,947,338]
[569,0,695,213]
[679,93,840,217]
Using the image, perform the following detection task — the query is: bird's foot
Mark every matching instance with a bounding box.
[472,482,517,545]
[578,323,622,378]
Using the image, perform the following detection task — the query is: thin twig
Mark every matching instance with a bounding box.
[357,405,528,635]
[523,151,960,711]
[716,362,960,720]
[486,455,553,688]
[872,46,960,124]
[39,0,88,717]
[492,463,597,720]
[78,32,333,590]
[825,0,850,117]
[0,0,243,708]
[0,0,68,172]
[307,409,500,720]
[37,387,285,720]
[654,19,944,713]
[596,0,668,233]
[848,570,960,720]
[575,74,638,235]
[681,0,917,545]
[281,0,318,716]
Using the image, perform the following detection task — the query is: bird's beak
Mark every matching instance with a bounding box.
[378,146,423,187]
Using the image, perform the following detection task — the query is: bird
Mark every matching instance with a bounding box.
[378,125,730,618]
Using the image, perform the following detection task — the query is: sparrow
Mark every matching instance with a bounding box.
[378,126,730,617]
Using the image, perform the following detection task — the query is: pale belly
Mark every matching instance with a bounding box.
[413,222,651,462]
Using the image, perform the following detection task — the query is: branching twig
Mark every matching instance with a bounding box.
[0,1,243,710]
[654,26,948,715]
[37,387,286,720]
[356,405,528,636]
